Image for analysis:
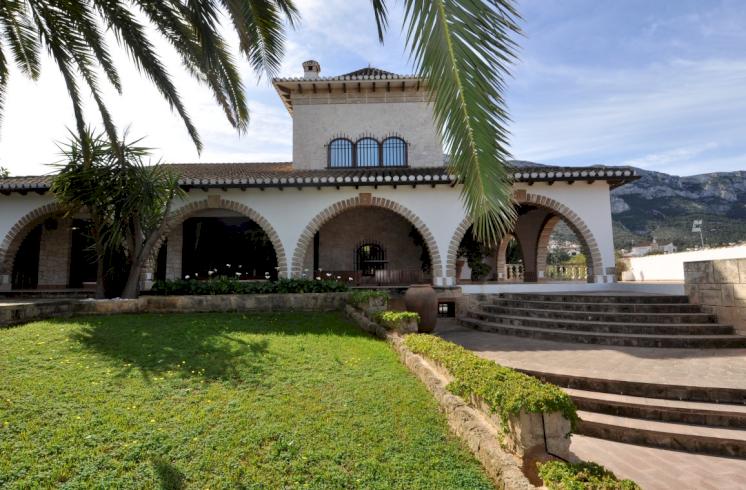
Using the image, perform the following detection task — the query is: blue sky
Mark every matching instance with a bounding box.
[1,0,745,176]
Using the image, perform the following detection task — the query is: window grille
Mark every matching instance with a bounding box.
[356,138,379,167]
[355,241,387,276]
[328,138,353,167]
[382,137,407,167]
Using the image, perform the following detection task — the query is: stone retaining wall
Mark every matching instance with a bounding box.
[346,304,558,488]
[684,258,746,334]
[0,293,350,327]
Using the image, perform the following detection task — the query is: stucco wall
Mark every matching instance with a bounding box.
[292,100,443,169]
[624,245,746,282]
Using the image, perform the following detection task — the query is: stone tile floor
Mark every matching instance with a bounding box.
[436,320,746,389]
[435,320,746,488]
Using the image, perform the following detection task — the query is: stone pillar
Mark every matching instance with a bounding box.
[38,218,72,288]
[685,259,746,334]
[165,225,183,280]
[513,208,552,283]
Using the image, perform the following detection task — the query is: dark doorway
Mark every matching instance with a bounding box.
[355,241,386,276]
[69,219,98,287]
[12,224,42,289]
[182,217,278,280]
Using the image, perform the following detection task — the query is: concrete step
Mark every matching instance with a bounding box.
[458,316,746,348]
[577,410,746,458]
[467,310,733,335]
[520,369,746,405]
[486,297,703,314]
[498,293,690,304]
[566,388,746,429]
[481,304,717,324]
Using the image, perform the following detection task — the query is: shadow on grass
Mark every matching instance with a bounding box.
[151,458,186,490]
[63,312,367,384]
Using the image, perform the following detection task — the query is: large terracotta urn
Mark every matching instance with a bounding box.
[404,284,438,333]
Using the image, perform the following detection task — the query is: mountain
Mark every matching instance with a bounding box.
[611,168,746,249]
[509,161,746,250]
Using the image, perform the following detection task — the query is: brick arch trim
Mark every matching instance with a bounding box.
[446,192,604,281]
[291,196,442,281]
[146,197,288,278]
[0,202,65,275]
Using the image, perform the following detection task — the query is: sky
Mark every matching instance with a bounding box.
[1,0,745,177]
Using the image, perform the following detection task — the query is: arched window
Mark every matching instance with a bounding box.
[328,138,353,167]
[382,137,407,167]
[356,138,379,167]
[355,241,386,276]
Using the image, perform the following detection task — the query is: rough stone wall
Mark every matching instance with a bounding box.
[685,259,746,334]
[315,207,425,272]
[165,225,183,280]
[37,218,72,288]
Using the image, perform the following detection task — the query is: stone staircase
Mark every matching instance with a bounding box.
[525,368,746,458]
[459,293,746,348]
[457,293,746,458]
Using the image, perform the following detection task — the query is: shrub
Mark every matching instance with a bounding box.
[538,461,640,490]
[149,277,349,295]
[374,311,420,330]
[403,335,578,431]
[348,290,390,307]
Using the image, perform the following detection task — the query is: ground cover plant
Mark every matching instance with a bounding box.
[0,312,492,488]
[538,460,640,490]
[404,334,579,430]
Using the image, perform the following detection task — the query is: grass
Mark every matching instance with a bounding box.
[0,312,493,488]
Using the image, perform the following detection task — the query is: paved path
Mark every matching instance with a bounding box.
[435,320,746,488]
[436,320,746,389]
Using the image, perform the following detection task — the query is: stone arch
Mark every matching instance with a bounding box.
[146,197,288,279]
[445,192,604,282]
[496,233,516,281]
[535,215,562,280]
[0,202,65,276]
[291,195,442,282]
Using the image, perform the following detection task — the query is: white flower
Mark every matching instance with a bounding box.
[304,268,309,273]
[184,275,190,280]
[325,273,331,277]
[336,276,341,280]
[316,277,321,280]
[238,265,243,269]
[226,263,231,268]
[235,272,241,276]
[348,277,353,281]
[195,273,199,277]
[208,270,214,276]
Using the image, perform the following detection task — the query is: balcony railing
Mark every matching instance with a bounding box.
[314,269,429,286]
[546,264,588,281]
[505,264,524,281]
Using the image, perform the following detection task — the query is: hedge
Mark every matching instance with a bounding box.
[538,461,640,490]
[149,278,349,295]
[403,334,579,430]
[348,290,390,307]
[374,311,420,330]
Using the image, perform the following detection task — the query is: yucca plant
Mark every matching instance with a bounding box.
[1,0,519,247]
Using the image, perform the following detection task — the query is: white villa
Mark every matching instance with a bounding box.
[0,60,637,293]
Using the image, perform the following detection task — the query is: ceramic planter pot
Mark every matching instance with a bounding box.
[404,284,438,333]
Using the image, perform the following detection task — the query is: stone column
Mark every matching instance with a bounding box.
[165,224,183,280]
[513,209,552,283]
[38,218,73,288]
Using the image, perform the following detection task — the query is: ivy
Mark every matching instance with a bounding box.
[538,461,640,490]
[404,334,579,431]
[374,311,420,330]
[348,290,390,307]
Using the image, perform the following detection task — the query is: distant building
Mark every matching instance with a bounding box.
[625,239,677,257]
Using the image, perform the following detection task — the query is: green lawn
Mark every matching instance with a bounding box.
[0,312,492,488]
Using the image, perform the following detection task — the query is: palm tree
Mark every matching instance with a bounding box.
[0,0,520,243]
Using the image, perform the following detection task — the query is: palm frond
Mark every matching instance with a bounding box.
[401,0,521,245]
[0,0,40,79]
[370,0,388,43]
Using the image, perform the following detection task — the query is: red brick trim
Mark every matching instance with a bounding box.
[0,202,64,275]
[291,196,442,282]
[446,193,604,282]
[144,197,288,279]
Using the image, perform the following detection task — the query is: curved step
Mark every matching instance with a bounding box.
[519,369,746,405]
[499,293,689,304]
[487,297,703,314]
[467,311,733,335]
[577,410,746,458]
[566,388,746,429]
[482,304,716,324]
[458,316,746,348]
